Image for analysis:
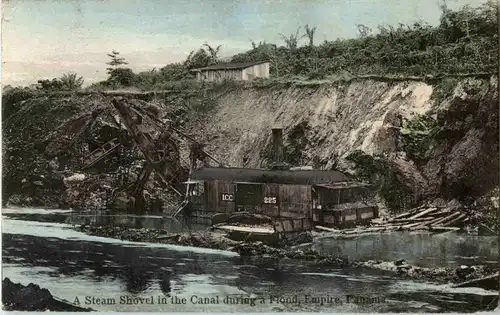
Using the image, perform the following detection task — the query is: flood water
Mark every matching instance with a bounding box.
[2,208,498,312]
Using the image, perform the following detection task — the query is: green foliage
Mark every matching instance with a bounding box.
[152,79,202,91]
[36,72,84,92]
[160,63,192,81]
[346,150,416,211]
[284,122,310,165]
[430,77,460,103]
[280,27,305,50]
[106,50,128,74]
[187,96,218,115]
[2,86,39,120]
[304,24,317,47]
[211,78,241,91]
[36,78,64,91]
[401,114,439,161]
[60,73,85,90]
[184,43,221,70]
[231,1,497,78]
[107,68,135,88]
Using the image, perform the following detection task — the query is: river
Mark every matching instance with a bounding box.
[1,208,497,312]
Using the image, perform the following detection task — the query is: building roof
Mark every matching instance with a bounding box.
[189,167,352,185]
[315,182,371,190]
[193,60,270,71]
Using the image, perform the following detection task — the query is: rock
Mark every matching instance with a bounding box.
[2,277,92,312]
[63,173,86,185]
[395,259,406,266]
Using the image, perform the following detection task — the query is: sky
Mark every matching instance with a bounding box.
[1,0,487,86]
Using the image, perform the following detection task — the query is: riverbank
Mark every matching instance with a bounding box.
[75,224,346,266]
[74,224,498,289]
[2,278,93,312]
[353,260,497,289]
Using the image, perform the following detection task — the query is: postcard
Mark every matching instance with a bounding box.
[2,0,499,312]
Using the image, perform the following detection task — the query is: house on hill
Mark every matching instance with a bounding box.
[192,60,270,82]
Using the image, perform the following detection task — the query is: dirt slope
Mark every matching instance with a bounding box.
[191,76,498,213]
[3,76,498,217]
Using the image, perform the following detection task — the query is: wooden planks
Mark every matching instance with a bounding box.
[372,205,469,233]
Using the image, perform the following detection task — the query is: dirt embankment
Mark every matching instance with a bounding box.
[3,76,499,220]
[185,77,498,216]
[2,92,194,211]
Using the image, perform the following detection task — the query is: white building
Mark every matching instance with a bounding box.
[193,60,270,82]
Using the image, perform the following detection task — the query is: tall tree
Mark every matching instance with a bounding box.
[60,72,84,90]
[356,24,372,37]
[184,48,211,69]
[202,43,221,65]
[106,50,128,74]
[304,24,317,46]
[280,27,305,50]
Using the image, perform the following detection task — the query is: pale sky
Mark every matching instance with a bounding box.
[2,0,485,86]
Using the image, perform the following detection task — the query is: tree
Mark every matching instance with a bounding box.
[280,27,305,50]
[106,50,128,74]
[184,48,211,70]
[160,63,191,80]
[202,43,221,65]
[304,24,317,46]
[108,68,135,87]
[36,78,63,91]
[356,24,372,37]
[60,72,84,90]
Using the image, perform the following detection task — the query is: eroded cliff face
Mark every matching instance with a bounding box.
[3,76,498,214]
[191,76,498,211]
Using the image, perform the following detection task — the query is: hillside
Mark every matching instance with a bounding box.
[2,75,498,223]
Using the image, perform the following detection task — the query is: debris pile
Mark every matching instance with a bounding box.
[314,201,470,235]
[373,204,469,232]
[354,260,497,286]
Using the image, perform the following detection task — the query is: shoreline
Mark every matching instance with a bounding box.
[74,224,498,289]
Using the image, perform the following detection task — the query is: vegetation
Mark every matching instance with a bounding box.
[36,72,84,92]
[400,114,439,161]
[23,1,494,93]
[106,50,128,73]
[345,150,416,211]
[232,1,497,79]
[4,1,496,95]
[430,77,460,103]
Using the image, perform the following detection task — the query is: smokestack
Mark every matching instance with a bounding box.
[271,127,284,163]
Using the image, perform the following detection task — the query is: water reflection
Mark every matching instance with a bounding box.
[2,210,204,233]
[2,211,498,312]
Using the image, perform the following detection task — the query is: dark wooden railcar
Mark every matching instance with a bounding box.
[184,167,378,228]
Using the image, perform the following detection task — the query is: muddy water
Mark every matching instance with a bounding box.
[2,208,497,312]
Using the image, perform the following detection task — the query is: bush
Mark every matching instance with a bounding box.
[346,150,416,211]
[187,96,218,115]
[230,1,497,78]
[36,72,84,92]
[2,87,39,120]
[400,115,439,161]
[107,68,135,88]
